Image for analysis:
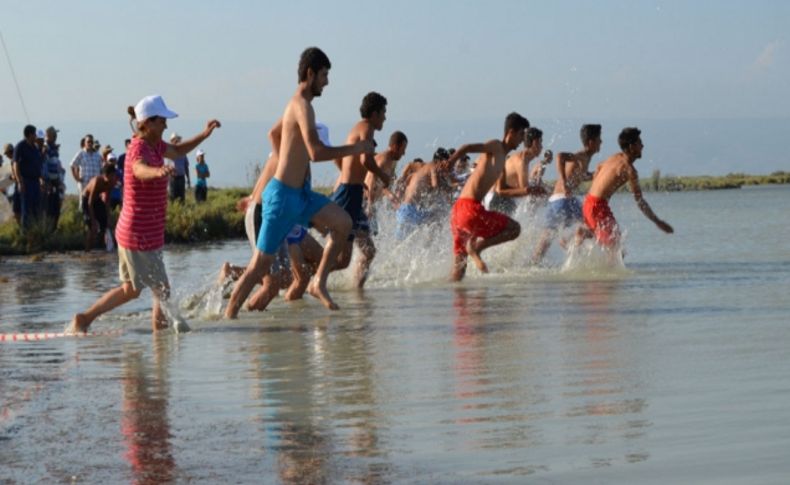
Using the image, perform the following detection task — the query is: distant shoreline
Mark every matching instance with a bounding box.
[1,172,788,256]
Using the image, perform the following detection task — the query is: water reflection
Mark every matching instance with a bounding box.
[323,292,391,483]
[245,324,332,483]
[121,337,175,484]
[562,279,651,464]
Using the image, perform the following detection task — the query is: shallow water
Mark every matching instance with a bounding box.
[1,185,789,483]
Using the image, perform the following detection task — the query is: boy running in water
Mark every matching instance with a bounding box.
[488,126,548,215]
[447,113,530,281]
[531,124,602,264]
[331,92,392,288]
[225,47,373,316]
[582,127,673,252]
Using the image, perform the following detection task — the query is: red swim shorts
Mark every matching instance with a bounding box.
[583,194,620,247]
[450,197,510,256]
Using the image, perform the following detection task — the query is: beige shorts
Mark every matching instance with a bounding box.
[118,246,169,292]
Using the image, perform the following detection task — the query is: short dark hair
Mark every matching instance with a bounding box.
[298,47,331,82]
[618,127,642,150]
[525,127,543,147]
[580,124,602,144]
[23,125,36,138]
[504,112,529,134]
[389,131,407,147]
[360,91,387,119]
[102,163,117,176]
[433,147,449,161]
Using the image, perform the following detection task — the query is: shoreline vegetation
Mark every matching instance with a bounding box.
[1,171,788,256]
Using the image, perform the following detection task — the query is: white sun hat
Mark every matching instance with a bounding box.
[134,95,178,122]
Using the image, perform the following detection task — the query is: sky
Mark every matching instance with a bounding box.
[1,0,788,185]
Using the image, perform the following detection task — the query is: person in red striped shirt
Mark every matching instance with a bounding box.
[68,95,220,333]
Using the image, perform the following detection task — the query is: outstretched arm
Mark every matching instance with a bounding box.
[165,120,221,159]
[628,167,673,233]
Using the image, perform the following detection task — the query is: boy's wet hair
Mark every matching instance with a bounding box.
[580,124,602,144]
[433,147,449,161]
[298,47,331,82]
[360,92,387,119]
[504,112,529,134]
[389,131,408,147]
[526,127,543,147]
[618,127,641,150]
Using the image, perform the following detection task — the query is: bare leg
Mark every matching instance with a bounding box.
[285,235,321,301]
[531,229,556,264]
[68,282,142,332]
[225,250,273,319]
[466,219,521,273]
[307,203,352,310]
[353,233,376,289]
[150,284,171,332]
[450,254,467,282]
[247,273,280,311]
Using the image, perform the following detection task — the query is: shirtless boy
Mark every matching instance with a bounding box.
[395,151,451,240]
[531,124,601,264]
[331,92,392,288]
[582,127,673,252]
[225,47,373,316]
[448,112,530,281]
[81,163,118,251]
[364,130,408,227]
[488,126,548,215]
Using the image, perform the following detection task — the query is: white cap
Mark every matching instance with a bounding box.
[316,122,331,147]
[169,132,181,142]
[36,129,45,139]
[134,94,178,122]
[196,149,204,156]
[106,152,117,161]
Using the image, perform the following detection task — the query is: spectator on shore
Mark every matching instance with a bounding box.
[115,139,131,209]
[12,125,45,229]
[81,163,117,251]
[3,143,20,224]
[70,134,103,211]
[43,126,65,231]
[194,149,210,202]
[106,152,122,211]
[167,133,190,203]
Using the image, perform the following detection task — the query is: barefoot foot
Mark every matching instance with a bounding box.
[466,239,488,273]
[65,313,90,334]
[307,281,339,310]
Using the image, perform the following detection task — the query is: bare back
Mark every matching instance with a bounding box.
[338,120,375,185]
[274,94,315,188]
[365,150,397,203]
[459,140,507,201]
[502,151,531,189]
[402,163,437,207]
[551,150,593,196]
[587,153,636,200]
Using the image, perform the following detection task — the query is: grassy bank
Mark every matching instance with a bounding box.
[639,171,790,191]
[0,188,249,256]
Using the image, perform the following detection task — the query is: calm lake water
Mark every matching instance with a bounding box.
[1,185,789,483]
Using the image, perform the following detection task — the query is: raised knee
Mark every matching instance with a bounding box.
[123,284,142,300]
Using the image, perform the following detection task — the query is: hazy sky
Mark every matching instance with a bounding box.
[2,0,788,124]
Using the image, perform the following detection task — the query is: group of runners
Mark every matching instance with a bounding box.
[68,46,673,333]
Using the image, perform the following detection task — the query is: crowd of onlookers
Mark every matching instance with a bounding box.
[0,124,211,250]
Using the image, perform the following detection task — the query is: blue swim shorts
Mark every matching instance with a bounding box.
[395,203,431,240]
[257,178,330,255]
[544,195,582,230]
[330,183,369,235]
